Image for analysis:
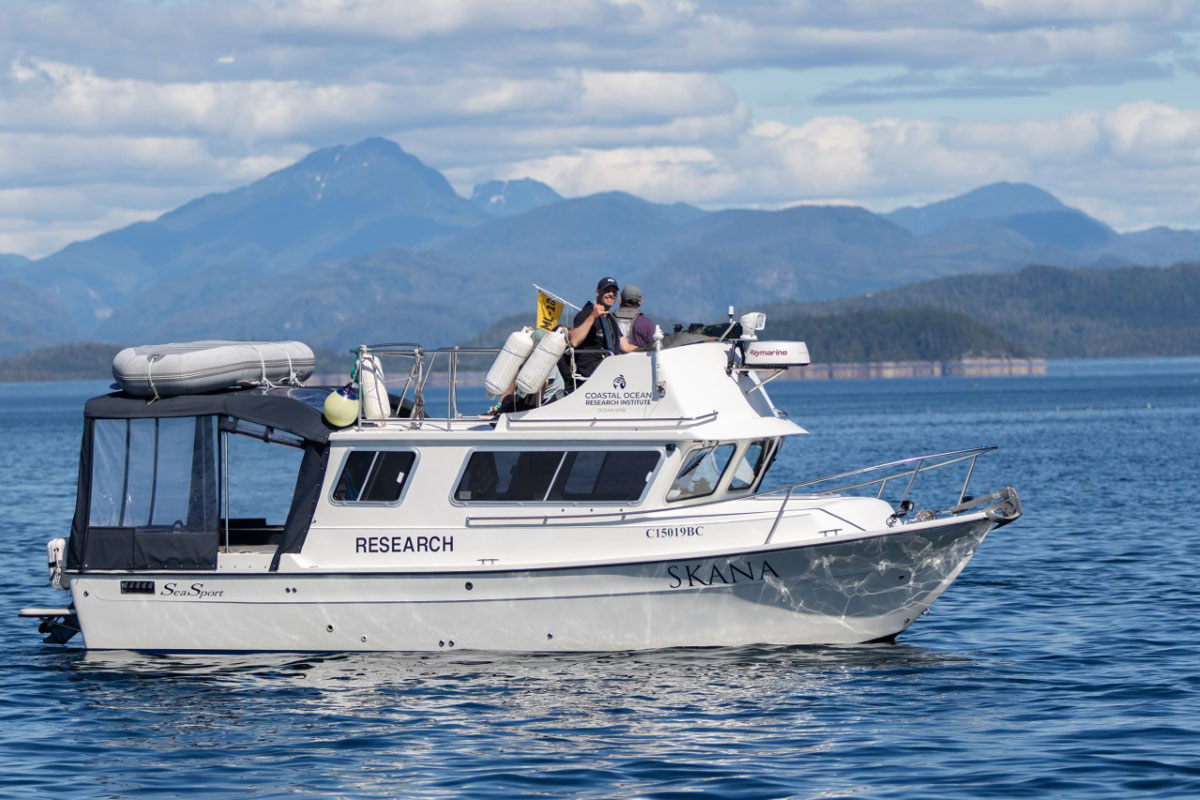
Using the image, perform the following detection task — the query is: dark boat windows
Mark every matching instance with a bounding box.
[333,451,416,503]
[729,439,770,492]
[548,451,661,502]
[667,443,735,501]
[455,450,661,503]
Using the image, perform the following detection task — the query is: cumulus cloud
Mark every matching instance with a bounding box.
[480,101,1200,232]
[1,0,1199,255]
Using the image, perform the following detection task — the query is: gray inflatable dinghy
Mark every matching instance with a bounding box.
[112,340,315,398]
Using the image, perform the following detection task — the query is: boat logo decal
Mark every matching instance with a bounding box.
[584,379,653,410]
[356,535,454,554]
[667,560,778,589]
[646,525,703,539]
[160,582,224,599]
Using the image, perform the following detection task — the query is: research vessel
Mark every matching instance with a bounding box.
[21,315,1020,651]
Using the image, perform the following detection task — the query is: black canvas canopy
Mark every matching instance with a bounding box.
[82,386,334,443]
[67,387,335,573]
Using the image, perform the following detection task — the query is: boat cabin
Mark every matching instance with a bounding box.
[65,339,809,576]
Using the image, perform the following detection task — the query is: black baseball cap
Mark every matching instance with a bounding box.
[596,276,618,292]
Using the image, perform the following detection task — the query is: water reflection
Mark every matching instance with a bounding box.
[66,642,981,721]
[43,645,995,797]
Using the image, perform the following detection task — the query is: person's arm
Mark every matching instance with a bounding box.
[618,335,638,353]
[568,305,601,347]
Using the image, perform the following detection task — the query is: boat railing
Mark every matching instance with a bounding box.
[468,448,1012,546]
[465,503,863,531]
[346,343,502,426]
[465,446,999,538]
[347,343,700,429]
[504,411,719,428]
[759,446,1001,543]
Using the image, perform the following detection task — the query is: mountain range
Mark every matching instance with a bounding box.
[4,137,1200,355]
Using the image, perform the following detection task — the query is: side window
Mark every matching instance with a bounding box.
[455,451,564,502]
[729,440,769,492]
[88,416,219,532]
[455,450,661,503]
[667,444,735,501]
[333,451,416,503]
[548,451,661,502]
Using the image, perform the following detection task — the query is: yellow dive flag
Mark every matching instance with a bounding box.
[536,288,564,331]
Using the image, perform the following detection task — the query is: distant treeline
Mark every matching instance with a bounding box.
[761,307,1023,362]
[0,343,349,384]
[3,262,1196,382]
[462,306,1024,363]
[768,263,1200,358]
[0,342,123,382]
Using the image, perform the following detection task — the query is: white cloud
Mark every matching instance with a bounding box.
[472,101,1200,232]
[3,59,741,142]
[1,0,1200,256]
[1101,101,1200,165]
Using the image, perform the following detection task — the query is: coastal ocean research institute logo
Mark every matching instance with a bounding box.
[584,373,651,410]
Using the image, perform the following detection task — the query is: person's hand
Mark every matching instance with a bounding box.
[594,303,609,318]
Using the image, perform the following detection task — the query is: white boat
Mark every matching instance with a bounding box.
[20,317,1020,652]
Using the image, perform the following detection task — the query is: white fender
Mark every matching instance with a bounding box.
[516,327,568,396]
[485,328,535,397]
[358,349,390,420]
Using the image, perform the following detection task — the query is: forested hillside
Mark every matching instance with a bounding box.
[770,263,1200,358]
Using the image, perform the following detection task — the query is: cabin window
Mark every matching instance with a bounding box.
[667,443,735,502]
[455,450,661,503]
[89,417,218,531]
[333,451,416,503]
[547,451,661,502]
[729,440,770,492]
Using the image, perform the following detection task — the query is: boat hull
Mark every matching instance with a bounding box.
[69,517,992,652]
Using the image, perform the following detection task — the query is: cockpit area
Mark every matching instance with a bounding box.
[66,388,332,572]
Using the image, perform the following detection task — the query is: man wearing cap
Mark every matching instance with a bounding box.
[568,276,639,379]
[612,285,657,349]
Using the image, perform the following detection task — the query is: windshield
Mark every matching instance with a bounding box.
[667,444,735,501]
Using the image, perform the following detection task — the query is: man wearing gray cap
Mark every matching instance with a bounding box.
[612,284,657,348]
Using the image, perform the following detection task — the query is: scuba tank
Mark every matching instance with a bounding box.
[516,327,568,397]
[485,328,535,397]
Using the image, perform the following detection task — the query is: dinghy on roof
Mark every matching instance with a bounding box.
[112,340,314,398]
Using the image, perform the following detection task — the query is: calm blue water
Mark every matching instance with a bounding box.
[3,360,1200,799]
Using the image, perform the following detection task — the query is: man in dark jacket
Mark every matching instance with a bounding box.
[568,276,638,378]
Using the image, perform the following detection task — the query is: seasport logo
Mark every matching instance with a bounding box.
[613,375,626,390]
[159,582,224,599]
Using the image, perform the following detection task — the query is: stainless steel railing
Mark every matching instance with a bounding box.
[760,446,995,543]
[347,343,688,428]
[463,446,999,537]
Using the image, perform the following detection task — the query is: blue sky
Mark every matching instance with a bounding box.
[2,0,1199,257]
